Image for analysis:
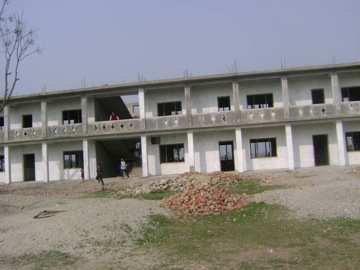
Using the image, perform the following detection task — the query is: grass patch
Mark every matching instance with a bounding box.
[83,189,112,198]
[0,250,78,269]
[225,179,287,195]
[138,202,360,269]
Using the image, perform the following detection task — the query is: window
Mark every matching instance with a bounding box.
[0,155,4,172]
[63,110,82,125]
[22,115,32,128]
[341,87,360,102]
[63,151,83,169]
[250,138,277,158]
[311,89,325,104]
[157,101,182,116]
[0,117,3,130]
[346,132,360,151]
[247,94,273,109]
[218,96,230,112]
[160,144,184,163]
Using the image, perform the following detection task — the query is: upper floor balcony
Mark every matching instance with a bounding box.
[3,101,360,143]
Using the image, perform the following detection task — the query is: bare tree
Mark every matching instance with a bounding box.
[0,0,41,113]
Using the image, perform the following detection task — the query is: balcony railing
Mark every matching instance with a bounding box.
[4,103,360,143]
[8,127,43,141]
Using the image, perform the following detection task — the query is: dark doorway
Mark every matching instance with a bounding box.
[313,135,329,166]
[22,115,33,128]
[24,154,35,181]
[219,141,234,171]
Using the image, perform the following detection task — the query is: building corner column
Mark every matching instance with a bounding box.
[281,77,290,118]
[41,142,49,182]
[138,88,146,130]
[235,127,244,173]
[285,124,295,170]
[81,95,88,133]
[4,105,9,141]
[184,85,192,126]
[331,73,341,113]
[141,135,149,177]
[232,81,241,122]
[83,139,90,180]
[187,131,195,172]
[4,146,11,184]
[336,120,347,166]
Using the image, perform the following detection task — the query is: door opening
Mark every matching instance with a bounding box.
[24,154,35,181]
[313,135,329,166]
[219,141,234,171]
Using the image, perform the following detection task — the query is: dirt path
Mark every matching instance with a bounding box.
[0,165,359,269]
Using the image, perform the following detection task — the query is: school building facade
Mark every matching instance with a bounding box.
[1,62,360,183]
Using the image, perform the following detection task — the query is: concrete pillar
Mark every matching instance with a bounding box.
[187,131,195,172]
[336,120,347,166]
[235,127,244,173]
[141,135,148,177]
[41,142,49,182]
[4,145,10,184]
[331,73,341,113]
[81,95,88,133]
[138,88,146,130]
[232,81,241,122]
[285,124,295,170]
[41,101,47,138]
[83,139,90,179]
[4,105,9,141]
[281,77,290,118]
[184,85,192,126]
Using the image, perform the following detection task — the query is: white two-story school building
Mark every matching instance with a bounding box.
[1,62,360,183]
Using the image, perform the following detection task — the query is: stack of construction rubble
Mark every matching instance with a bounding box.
[162,183,252,215]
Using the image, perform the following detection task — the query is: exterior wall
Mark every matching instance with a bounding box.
[194,130,235,173]
[48,97,81,126]
[145,87,184,118]
[288,75,332,106]
[147,133,188,175]
[191,83,232,114]
[292,123,339,168]
[9,103,42,129]
[343,120,360,165]
[48,141,83,181]
[338,71,360,92]
[238,79,282,110]
[243,127,288,171]
[10,144,41,182]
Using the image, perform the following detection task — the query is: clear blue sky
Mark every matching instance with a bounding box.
[5,0,360,96]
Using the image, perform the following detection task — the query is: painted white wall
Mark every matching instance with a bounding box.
[147,133,188,175]
[9,103,41,129]
[47,97,81,126]
[338,72,360,89]
[343,120,360,165]
[292,123,338,168]
[190,83,232,114]
[238,79,282,110]
[10,144,41,182]
[48,141,83,181]
[288,75,332,106]
[242,127,288,171]
[145,87,184,118]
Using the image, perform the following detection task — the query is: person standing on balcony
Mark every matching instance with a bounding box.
[120,158,129,179]
[109,112,119,120]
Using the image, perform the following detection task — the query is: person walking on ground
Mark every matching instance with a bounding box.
[96,163,105,190]
[120,158,129,179]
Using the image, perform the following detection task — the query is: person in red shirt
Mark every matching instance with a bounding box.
[109,112,119,120]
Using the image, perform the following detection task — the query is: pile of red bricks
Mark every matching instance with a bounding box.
[162,183,252,215]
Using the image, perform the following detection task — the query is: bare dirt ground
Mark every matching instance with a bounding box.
[0,165,359,269]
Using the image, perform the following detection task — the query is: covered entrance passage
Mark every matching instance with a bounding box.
[24,154,35,181]
[219,141,234,171]
[313,134,329,166]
